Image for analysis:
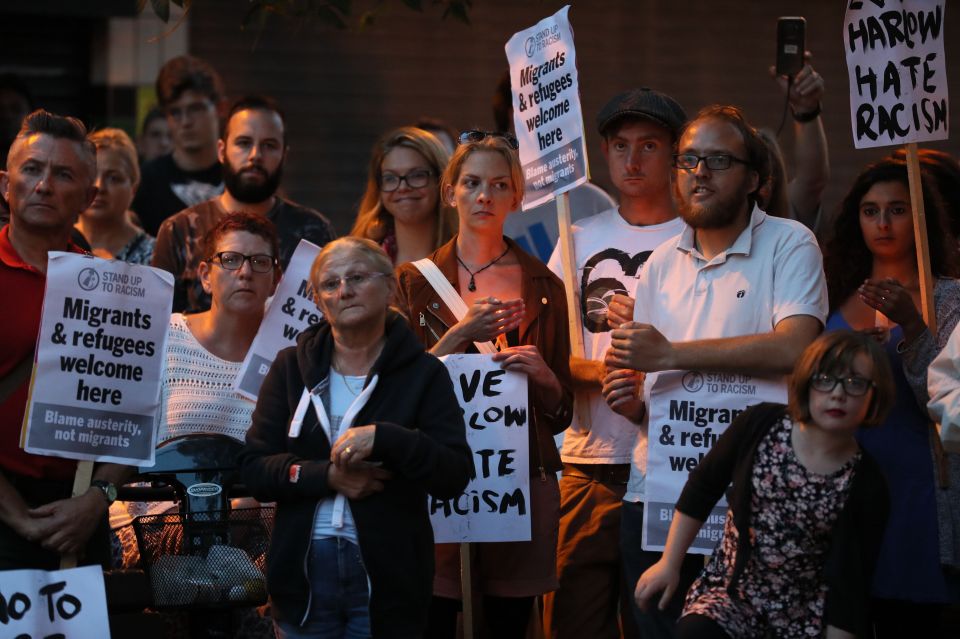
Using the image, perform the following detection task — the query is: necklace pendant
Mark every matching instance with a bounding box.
[468,276,477,292]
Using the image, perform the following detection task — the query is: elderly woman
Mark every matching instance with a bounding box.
[395,132,573,639]
[110,211,280,565]
[350,126,457,264]
[75,128,155,264]
[240,237,472,638]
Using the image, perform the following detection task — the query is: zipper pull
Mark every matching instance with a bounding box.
[419,312,426,327]
[539,466,547,482]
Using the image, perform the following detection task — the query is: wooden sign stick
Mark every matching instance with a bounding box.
[460,542,475,639]
[59,459,94,569]
[556,192,592,431]
[904,142,937,338]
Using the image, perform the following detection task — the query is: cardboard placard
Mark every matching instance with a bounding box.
[235,240,322,400]
[643,370,787,554]
[22,253,172,466]
[844,0,948,148]
[430,354,531,543]
[0,565,111,638]
[505,5,589,209]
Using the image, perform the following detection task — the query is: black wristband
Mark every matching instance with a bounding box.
[791,102,821,123]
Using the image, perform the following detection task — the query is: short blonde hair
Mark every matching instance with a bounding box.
[440,135,524,206]
[88,127,140,189]
[350,127,456,251]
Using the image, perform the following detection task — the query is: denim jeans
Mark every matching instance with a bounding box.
[275,536,371,639]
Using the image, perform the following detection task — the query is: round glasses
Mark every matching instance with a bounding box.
[380,169,434,192]
[673,154,750,171]
[317,271,389,294]
[207,251,277,273]
[809,373,874,397]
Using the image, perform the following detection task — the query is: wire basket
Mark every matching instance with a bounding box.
[133,506,274,609]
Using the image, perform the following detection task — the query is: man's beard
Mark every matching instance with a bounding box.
[223,162,283,204]
[677,180,751,230]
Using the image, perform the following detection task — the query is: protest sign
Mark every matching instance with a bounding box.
[505,5,589,210]
[0,564,110,638]
[642,370,787,554]
[844,0,948,148]
[235,240,322,400]
[430,354,530,543]
[22,254,172,466]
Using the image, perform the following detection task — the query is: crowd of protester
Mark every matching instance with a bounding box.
[2,46,960,639]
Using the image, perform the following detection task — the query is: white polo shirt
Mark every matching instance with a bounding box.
[547,209,684,464]
[624,205,828,501]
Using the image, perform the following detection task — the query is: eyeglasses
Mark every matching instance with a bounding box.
[207,251,277,273]
[673,154,750,171]
[380,169,434,192]
[809,373,875,397]
[317,272,389,294]
[167,100,213,121]
[458,130,519,150]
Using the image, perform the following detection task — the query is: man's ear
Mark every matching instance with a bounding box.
[217,138,226,165]
[0,171,8,202]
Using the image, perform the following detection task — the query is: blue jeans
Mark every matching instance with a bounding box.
[275,537,371,639]
[620,500,703,639]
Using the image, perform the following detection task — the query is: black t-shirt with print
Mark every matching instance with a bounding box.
[131,153,223,236]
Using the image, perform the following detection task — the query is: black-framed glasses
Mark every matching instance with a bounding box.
[380,169,435,192]
[317,271,389,294]
[809,373,875,397]
[458,130,519,150]
[207,251,277,273]
[673,154,750,171]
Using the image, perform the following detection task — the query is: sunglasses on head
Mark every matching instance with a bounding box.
[458,130,519,150]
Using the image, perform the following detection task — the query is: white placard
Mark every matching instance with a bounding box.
[0,565,111,638]
[642,370,787,554]
[22,253,172,466]
[235,240,322,400]
[505,5,589,210]
[844,0,948,148]
[429,354,530,543]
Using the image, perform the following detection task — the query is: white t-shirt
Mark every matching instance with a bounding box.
[312,370,361,543]
[548,209,684,464]
[506,181,618,263]
[624,205,827,501]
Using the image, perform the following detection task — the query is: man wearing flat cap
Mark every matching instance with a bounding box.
[542,88,702,639]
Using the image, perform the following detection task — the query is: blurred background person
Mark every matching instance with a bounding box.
[351,126,456,265]
[414,117,458,155]
[396,132,572,639]
[241,237,472,638]
[75,128,154,264]
[137,106,173,165]
[821,158,960,637]
[0,73,32,170]
[890,147,960,240]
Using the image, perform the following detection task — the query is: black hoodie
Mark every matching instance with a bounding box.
[240,312,473,637]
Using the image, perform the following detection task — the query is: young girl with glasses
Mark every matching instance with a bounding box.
[635,330,894,639]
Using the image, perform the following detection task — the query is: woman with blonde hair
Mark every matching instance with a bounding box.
[351,126,457,264]
[75,128,154,264]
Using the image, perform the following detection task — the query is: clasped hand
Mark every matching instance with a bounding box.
[328,425,392,499]
[455,297,524,344]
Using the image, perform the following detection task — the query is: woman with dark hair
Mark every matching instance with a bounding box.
[821,158,960,636]
[351,127,457,265]
[395,132,573,639]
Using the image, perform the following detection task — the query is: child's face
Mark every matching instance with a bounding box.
[808,353,874,433]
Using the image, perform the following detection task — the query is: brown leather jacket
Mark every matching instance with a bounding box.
[395,236,573,477]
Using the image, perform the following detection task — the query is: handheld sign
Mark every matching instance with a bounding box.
[430,354,530,543]
[0,566,110,638]
[505,5,589,210]
[22,254,172,467]
[235,239,322,400]
[843,0,947,148]
[643,370,786,554]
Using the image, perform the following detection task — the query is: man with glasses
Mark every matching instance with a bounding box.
[541,88,690,639]
[152,95,335,313]
[132,56,226,236]
[603,105,827,635]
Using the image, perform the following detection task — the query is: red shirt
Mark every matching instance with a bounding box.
[0,225,84,480]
